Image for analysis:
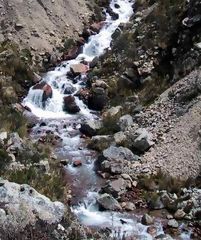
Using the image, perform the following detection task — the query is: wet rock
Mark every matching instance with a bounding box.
[97,193,122,211]
[118,114,133,131]
[103,146,139,162]
[147,226,157,236]
[107,7,119,20]
[112,27,121,40]
[90,21,105,33]
[88,87,108,111]
[75,88,90,104]
[141,213,154,225]
[155,234,174,240]
[62,46,81,61]
[63,83,76,94]
[167,219,179,228]
[80,120,103,137]
[60,159,69,166]
[73,160,82,167]
[89,57,99,68]
[88,135,113,151]
[63,95,80,114]
[174,209,186,220]
[32,82,53,102]
[70,63,89,76]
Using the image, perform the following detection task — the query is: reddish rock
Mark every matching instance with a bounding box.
[76,37,86,46]
[70,63,89,76]
[73,160,82,167]
[90,21,105,33]
[63,95,80,114]
[75,88,90,104]
[62,46,81,61]
[33,82,53,102]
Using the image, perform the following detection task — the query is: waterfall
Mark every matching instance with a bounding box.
[23,0,134,119]
[26,88,44,109]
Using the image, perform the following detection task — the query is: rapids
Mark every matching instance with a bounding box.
[23,0,191,239]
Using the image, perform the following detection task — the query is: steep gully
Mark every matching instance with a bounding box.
[23,0,190,239]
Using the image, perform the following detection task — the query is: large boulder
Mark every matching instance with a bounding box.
[80,120,103,136]
[0,180,65,230]
[70,63,89,77]
[98,146,139,174]
[88,135,113,151]
[97,193,122,211]
[32,82,53,102]
[127,128,154,152]
[63,83,76,95]
[141,213,154,225]
[88,87,108,111]
[103,146,139,162]
[101,178,128,198]
[90,21,105,33]
[63,95,80,114]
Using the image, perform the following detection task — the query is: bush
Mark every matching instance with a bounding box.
[0,144,11,173]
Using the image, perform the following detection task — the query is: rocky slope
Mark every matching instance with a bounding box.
[0,0,201,239]
[0,0,92,53]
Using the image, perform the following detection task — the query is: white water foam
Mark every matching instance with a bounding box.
[23,0,134,119]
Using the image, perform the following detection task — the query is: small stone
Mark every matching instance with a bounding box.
[141,213,154,225]
[166,214,173,220]
[147,226,157,236]
[167,219,179,228]
[60,159,69,166]
[125,202,135,211]
[73,160,82,167]
[174,209,186,220]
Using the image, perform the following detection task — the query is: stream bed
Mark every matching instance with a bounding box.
[23,0,191,239]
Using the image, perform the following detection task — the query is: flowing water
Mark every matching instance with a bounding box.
[23,0,191,239]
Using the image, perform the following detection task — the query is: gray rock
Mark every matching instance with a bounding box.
[97,193,122,211]
[103,146,139,162]
[80,120,103,136]
[125,202,135,211]
[102,178,127,197]
[131,128,154,152]
[34,160,50,173]
[63,83,76,94]
[174,209,186,219]
[7,133,24,153]
[141,213,154,225]
[118,114,133,131]
[0,180,65,230]
[114,131,127,146]
[102,106,123,122]
[167,219,179,228]
[160,192,178,211]
[0,132,7,142]
[88,135,113,151]
[155,234,174,240]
